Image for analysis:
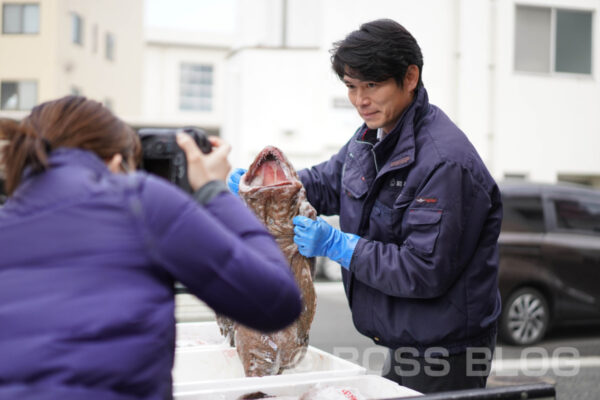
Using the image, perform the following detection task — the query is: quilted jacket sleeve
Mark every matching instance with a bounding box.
[137,174,302,332]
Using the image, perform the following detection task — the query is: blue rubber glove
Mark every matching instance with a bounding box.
[293,216,360,269]
[226,168,246,196]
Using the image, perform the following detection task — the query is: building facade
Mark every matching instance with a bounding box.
[223,0,600,187]
[135,28,232,134]
[1,0,598,187]
[0,0,143,119]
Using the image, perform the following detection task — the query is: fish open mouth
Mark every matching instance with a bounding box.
[245,147,294,187]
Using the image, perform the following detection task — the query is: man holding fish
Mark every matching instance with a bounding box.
[229,19,502,394]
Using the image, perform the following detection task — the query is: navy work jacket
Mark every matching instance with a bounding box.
[299,88,502,354]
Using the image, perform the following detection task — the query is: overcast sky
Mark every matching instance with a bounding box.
[144,0,236,33]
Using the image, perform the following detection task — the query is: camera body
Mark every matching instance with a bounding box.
[138,127,212,193]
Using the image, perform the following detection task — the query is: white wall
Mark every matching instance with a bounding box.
[225,0,600,184]
[224,48,330,169]
[141,29,232,130]
[225,0,464,171]
[492,0,600,183]
[454,0,495,167]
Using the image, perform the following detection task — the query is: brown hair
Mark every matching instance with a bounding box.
[0,96,141,195]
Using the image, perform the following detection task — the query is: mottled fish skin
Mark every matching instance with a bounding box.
[215,315,236,347]
[220,146,317,377]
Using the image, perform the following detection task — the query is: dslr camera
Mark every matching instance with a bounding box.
[138,127,212,193]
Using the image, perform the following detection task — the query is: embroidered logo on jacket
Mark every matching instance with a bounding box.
[389,178,405,188]
[390,156,411,167]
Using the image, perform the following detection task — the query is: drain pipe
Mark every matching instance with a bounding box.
[452,0,461,124]
[487,0,498,176]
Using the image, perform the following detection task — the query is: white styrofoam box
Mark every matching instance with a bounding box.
[174,374,422,399]
[175,321,230,349]
[172,345,367,393]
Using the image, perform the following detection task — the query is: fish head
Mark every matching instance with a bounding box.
[239,146,303,197]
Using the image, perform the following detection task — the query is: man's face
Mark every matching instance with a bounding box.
[343,74,415,134]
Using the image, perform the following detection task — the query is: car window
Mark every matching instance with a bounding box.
[553,198,600,234]
[501,195,545,233]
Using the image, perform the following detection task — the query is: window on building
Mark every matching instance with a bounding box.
[71,13,83,45]
[105,32,115,60]
[179,63,213,111]
[555,9,592,74]
[0,81,37,110]
[515,5,592,75]
[2,3,40,34]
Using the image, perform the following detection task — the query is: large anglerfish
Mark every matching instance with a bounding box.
[218,145,317,377]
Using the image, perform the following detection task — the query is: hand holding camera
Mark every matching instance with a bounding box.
[176,133,231,191]
[138,127,231,193]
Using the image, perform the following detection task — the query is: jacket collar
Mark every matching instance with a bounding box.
[350,87,429,177]
[22,147,110,181]
[6,148,112,213]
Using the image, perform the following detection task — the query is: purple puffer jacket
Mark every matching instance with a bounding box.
[299,87,502,354]
[0,148,302,399]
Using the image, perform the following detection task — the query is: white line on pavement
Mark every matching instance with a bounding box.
[315,281,345,295]
[492,356,600,372]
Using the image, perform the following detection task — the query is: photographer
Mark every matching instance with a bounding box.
[0,96,302,399]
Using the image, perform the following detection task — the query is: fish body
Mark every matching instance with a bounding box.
[220,146,317,376]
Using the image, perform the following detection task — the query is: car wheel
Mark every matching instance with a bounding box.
[500,287,550,346]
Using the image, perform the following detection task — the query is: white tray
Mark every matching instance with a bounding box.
[173,345,367,393]
[176,321,230,349]
[174,374,422,399]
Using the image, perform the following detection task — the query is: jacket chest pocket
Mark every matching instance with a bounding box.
[367,194,412,242]
[404,208,443,255]
[341,153,369,200]
[340,156,369,233]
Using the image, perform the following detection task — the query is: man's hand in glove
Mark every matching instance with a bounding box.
[293,216,360,269]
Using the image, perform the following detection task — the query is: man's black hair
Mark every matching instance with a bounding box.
[331,19,424,88]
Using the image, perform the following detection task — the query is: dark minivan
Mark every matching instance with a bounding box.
[498,180,600,345]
